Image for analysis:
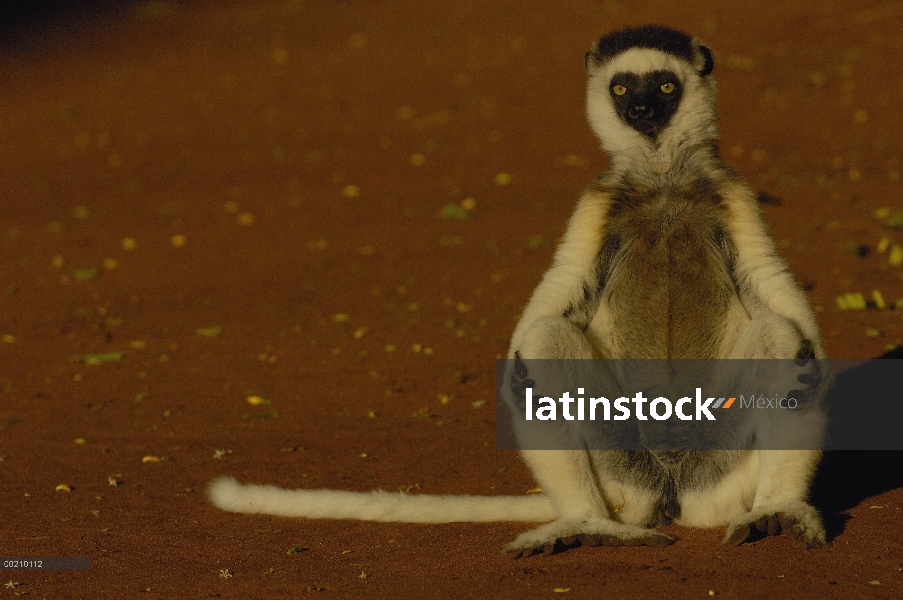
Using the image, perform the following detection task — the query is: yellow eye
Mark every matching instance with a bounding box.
[612,84,627,96]
[660,82,675,93]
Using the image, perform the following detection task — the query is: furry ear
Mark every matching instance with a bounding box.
[697,44,714,76]
[585,45,599,71]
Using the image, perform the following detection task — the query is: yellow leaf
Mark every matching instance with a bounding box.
[872,290,886,309]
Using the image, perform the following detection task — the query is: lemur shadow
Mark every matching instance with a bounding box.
[810,346,903,540]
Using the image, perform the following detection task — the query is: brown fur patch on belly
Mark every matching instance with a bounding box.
[602,192,736,359]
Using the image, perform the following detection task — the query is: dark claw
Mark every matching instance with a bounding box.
[794,339,814,365]
[559,535,579,547]
[776,513,797,536]
[724,523,751,546]
[646,533,677,547]
[510,379,535,399]
[578,533,603,547]
[508,544,547,559]
[514,351,528,378]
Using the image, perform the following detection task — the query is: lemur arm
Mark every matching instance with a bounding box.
[508,186,615,358]
[719,178,825,358]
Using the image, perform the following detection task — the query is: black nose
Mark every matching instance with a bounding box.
[629,104,654,119]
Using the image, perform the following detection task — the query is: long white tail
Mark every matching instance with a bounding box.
[207,476,556,523]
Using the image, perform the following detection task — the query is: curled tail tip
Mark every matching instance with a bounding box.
[207,475,243,509]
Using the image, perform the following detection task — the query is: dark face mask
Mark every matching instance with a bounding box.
[609,70,683,139]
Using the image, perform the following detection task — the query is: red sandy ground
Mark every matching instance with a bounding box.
[1,0,902,597]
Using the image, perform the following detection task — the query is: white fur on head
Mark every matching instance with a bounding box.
[585,44,718,173]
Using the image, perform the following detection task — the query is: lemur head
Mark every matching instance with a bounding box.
[584,25,718,168]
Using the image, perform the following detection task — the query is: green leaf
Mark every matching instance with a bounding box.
[441,204,469,220]
[72,267,99,281]
[81,352,125,364]
[527,236,551,250]
[887,210,903,229]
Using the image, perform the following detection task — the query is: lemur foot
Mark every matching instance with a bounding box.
[722,501,826,549]
[504,518,675,558]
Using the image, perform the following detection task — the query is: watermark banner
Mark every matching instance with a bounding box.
[495,358,902,450]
